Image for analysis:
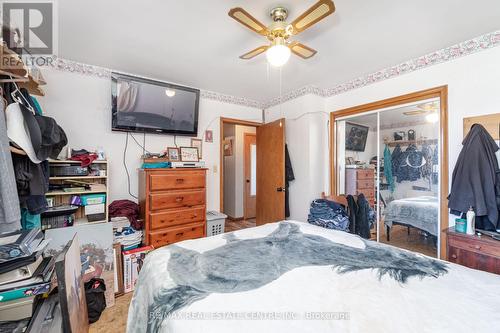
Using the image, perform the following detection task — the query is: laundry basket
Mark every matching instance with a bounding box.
[206,211,227,236]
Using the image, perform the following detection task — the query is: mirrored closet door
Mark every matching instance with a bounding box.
[332,88,447,259]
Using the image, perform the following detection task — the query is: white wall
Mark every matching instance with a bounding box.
[38,67,262,211]
[265,45,500,226]
[223,124,256,218]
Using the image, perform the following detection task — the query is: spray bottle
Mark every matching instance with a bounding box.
[466,206,476,235]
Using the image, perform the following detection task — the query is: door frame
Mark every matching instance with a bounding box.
[329,86,449,258]
[220,117,262,214]
[243,133,257,219]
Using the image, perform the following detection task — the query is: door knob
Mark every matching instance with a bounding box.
[246,179,250,183]
[277,187,286,192]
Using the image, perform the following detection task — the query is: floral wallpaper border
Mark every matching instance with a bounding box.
[263,30,500,109]
[49,30,499,110]
[49,57,266,109]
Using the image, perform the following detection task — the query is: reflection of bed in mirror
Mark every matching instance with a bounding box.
[383,196,438,242]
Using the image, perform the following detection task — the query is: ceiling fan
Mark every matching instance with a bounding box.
[228,0,335,67]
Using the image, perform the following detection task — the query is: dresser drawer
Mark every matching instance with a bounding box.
[356,169,373,179]
[448,236,500,258]
[150,172,205,191]
[150,207,205,230]
[150,190,205,210]
[357,179,373,189]
[357,188,374,199]
[149,222,205,248]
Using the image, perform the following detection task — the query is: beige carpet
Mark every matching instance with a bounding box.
[89,293,132,333]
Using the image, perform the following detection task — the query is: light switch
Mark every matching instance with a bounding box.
[213,165,218,173]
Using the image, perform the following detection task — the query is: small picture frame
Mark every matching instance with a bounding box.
[394,131,406,141]
[180,147,199,162]
[167,147,180,161]
[223,138,233,156]
[205,130,213,143]
[191,138,203,159]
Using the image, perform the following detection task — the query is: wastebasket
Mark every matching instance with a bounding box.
[206,211,228,236]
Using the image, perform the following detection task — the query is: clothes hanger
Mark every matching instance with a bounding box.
[10,79,35,114]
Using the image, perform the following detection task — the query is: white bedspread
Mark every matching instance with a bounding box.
[127,221,500,333]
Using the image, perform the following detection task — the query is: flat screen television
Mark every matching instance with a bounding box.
[111,73,200,136]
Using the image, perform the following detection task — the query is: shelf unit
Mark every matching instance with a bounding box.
[46,160,109,228]
[384,139,438,147]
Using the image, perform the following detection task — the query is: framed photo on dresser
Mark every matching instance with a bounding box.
[180,147,199,162]
[167,147,180,161]
[191,138,202,159]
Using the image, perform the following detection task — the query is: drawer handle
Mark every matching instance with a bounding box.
[175,196,184,202]
[472,245,482,250]
[176,232,184,237]
[176,178,185,183]
[451,254,457,259]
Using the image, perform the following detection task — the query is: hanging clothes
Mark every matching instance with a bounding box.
[391,144,402,181]
[395,144,423,182]
[284,144,295,218]
[420,144,433,180]
[448,124,500,230]
[346,195,357,234]
[0,101,21,233]
[355,194,372,239]
[383,145,394,192]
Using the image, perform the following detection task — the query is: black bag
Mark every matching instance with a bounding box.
[84,278,107,323]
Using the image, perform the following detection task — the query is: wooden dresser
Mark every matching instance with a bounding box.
[139,168,207,248]
[446,228,500,275]
[345,168,375,206]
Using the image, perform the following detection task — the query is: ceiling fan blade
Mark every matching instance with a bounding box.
[240,46,269,60]
[290,0,335,35]
[289,42,317,59]
[228,7,269,36]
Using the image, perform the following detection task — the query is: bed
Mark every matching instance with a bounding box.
[127,221,499,333]
[384,196,439,240]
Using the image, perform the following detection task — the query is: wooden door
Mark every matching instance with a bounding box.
[256,119,285,225]
[244,134,257,219]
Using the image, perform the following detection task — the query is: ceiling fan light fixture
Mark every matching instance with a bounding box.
[266,38,291,67]
[165,88,176,97]
[425,112,439,123]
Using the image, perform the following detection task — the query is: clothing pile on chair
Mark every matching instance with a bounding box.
[308,195,375,239]
[307,199,349,231]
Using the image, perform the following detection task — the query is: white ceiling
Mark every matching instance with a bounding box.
[57,0,500,103]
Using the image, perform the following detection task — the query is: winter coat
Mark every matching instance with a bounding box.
[448,124,500,230]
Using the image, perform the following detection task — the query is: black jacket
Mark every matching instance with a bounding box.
[448,124,500,230]
[285,144,294,218]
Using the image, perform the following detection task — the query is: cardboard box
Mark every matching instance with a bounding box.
[84,203,105,215]
[123,246,154,293]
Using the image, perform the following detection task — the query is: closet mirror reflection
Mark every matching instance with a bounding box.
[334,98,441,258]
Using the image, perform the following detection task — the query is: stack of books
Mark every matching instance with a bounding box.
[0,229,54,330]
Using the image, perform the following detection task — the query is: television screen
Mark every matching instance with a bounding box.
[111,73,200,136]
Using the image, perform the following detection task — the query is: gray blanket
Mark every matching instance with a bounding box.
[384,196,438,236]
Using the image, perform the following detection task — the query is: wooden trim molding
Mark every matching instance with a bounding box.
[219,118,262,213]
[329,86,449,259]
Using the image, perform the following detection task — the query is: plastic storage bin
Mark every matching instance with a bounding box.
[206,211,227,236]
